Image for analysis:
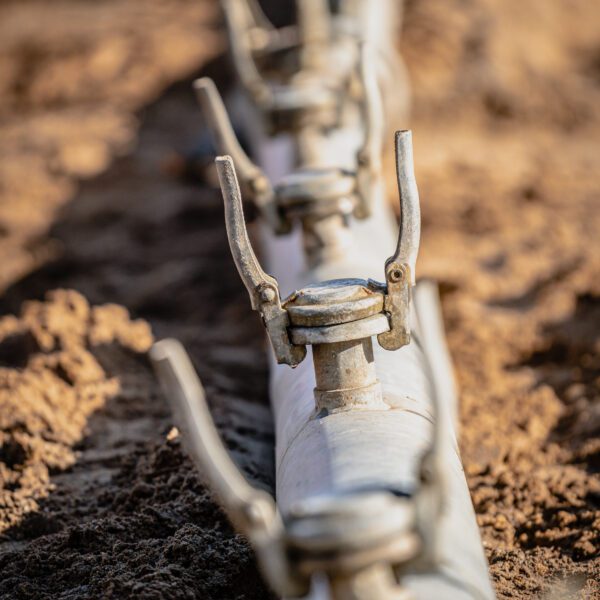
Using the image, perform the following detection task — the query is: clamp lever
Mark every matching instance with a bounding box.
[215,131,420,372]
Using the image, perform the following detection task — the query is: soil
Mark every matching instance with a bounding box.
[0,0,598,599]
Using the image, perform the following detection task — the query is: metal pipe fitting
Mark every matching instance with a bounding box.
[152,5,494,596]
[195,74,398,263]
[312,338,384,412]
[213,132,419,372]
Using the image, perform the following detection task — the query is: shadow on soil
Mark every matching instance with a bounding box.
[0,69,275,599]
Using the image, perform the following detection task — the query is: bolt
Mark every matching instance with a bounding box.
[389,267,404,283]
[260,287,276,303]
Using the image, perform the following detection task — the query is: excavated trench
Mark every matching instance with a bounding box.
[0,1,599,598]
[0,76,275,598]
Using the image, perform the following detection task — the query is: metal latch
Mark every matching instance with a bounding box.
[214,131,419,380]
[195,42,383,228]
[222,0,357,134]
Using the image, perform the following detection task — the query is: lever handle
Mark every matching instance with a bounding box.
[377,130,421,351]
[151,339,277,531]
[355,42,384,219]
[215,156,306,367]
[389,130,421,284]
[150,339,307,597]
[194,78,266,191]
[194,78,284,233]
[222,0,273,106]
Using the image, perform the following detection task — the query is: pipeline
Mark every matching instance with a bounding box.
[151,3,495,599]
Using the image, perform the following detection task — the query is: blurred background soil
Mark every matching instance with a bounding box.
[0,0,598,598]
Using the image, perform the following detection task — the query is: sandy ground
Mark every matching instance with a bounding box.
[0,0,598,598]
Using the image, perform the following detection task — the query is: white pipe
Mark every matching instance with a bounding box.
[261,209,493,599]
[247,129,493,598]
[223,4,491,595]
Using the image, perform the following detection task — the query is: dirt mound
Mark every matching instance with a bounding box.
[0,290,151,534]
[0,289,269,599]
[0,57,274,596]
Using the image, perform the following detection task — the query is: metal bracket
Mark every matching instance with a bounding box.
[377,262,411,350]
[376,130,421,350]
[215,155,306,367]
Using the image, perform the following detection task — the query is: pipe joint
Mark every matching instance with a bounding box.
[284,279,391,412]
[214,131,420,369]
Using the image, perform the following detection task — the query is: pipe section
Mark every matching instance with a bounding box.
[255,139,494,598]
[159,3,496,597]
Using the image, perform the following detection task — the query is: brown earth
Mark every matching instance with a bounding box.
[0,0,598,598]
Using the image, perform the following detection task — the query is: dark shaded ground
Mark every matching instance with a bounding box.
[0,0,598,598]
[0,78,274,598]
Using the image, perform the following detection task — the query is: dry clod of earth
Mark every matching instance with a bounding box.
[0,290,152,534]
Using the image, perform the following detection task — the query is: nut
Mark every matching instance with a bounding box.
[260,287,276,303]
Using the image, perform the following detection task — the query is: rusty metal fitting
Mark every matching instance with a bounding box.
[194,78,347,236]
[284,279,390,412]
[195,42,385,234]
[222,0,351,133]
[220,1,383,155]
[214,131,420,411]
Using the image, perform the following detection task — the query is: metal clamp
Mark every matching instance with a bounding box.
[150,339,424,600]
[215,156,306,367]
[221,0,374,137]
[214,132,420,406]
[215,131,419,360]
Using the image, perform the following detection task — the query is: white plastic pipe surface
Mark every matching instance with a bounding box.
[248,132,494,597]
[230,14,493,589]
